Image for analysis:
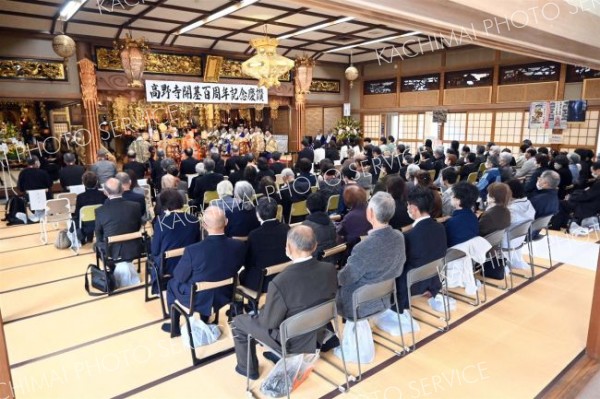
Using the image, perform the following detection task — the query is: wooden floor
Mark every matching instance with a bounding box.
[0,211,597,399]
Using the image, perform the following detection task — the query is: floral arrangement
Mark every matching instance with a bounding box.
[334,117,362,142]
[0,122,19,140]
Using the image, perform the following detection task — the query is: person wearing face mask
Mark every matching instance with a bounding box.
[394,186,447,312]
[444,181,480,247]
[527,170,560,219]
[552,162,600,231]
[552,154,573,200]
[478,182,512,237]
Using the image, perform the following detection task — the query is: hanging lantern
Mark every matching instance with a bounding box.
[345,50,359,88]
[52,34,76,62]
[242,33,294,89]
[114,33,148,88]
[294,55,315,110]
[269,99,279,120]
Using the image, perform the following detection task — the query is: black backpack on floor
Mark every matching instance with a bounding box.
[3,196,27,225]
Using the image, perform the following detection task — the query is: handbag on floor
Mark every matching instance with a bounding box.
[84,263,115,296]
[55,229,71,249]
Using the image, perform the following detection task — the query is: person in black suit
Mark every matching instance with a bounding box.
[297,157,317,186]
[225,146,241,176]
[240,198,290,293]
[395,186,447,311]
[553,162,600,229]
[228,156,248,188]
[256,157,275,182]
[94,178,143,262]
[225,181,260,237]
[233,226,337,380]
[59,152,85,191]
[74,171,107,244]
[179,148,198,182]
[17,156,53,195]
[278,168,311,223]
[115,172,146,220]
[269,151,286,175]
[211,152,226,175]
[163,206,246,333]
[122,151,146,181]
[191,158,224,208]
[459,153,479,181]
[295,139,314,170]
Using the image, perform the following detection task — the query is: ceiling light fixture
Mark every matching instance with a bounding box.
[323,31,421,53]
[59,0,86,21]
[177,0,260,35]
[278,17,354,40]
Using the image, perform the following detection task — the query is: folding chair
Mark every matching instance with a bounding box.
[428,170,435,181]
[145,247,184,319]
[478,163,487,174]
[170,276,237,366]
[406,257,448,349]
[288,200,308,224]
[246,299,350,398]
[40,198,73,245]
[501,220,533,287]
[466,172,478,184]
[351,279,407,381]
[327,194,340,213]
[311,186,318,193]
[232,236,248,242]
[276,204,283,223]
[203,191,220,211]
[441,248,483,306]
[475,229,506,298]
[236,261,292,313]
[55,192,77,214]
[526,214,556,270]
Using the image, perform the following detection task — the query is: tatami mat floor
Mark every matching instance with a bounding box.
[0,219,597,399]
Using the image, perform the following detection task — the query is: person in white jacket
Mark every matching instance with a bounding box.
[505,179,536,269]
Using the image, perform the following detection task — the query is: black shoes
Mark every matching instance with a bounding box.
[235,365,258,380]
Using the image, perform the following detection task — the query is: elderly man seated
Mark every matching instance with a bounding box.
[278,167,311,222]
[232,226,337,380]
[162,206,246,334]
[337,192,406,320]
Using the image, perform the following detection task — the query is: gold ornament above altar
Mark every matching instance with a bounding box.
[114,33,148,88]
[242,32,294,89]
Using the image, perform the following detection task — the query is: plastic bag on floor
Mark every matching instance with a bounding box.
[292,353,319,391]
[180,317,221,349]
[113,261,141,288]
[260,354,303,398]
[333,320,374,364]
[373,308,420,336]
[427,294,456,313]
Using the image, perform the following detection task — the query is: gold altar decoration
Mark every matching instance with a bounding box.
[220,58,290,81]
[241,34,294,88]
[254,104,264,122]
[294,56,315,110]
[78,58,101,164]
[96,48,202,76]
[239,106,250,122]
[52,34,76,62]
[114,33,148,88]
[204,55,223,83]
[310,79,341,93]
[0,58,66,81]
[269,98,279,120]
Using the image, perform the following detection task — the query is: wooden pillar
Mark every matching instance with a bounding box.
[0,308,15,399]
[587,250,600,359]
[78,58,101,166]
[294,99,306,151]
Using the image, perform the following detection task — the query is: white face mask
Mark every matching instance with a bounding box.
[554,164,562,170]
[536,182,543,190]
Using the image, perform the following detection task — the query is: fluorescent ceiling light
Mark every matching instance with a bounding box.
[324,31,421,53]
[278,17,354,40]
[177,0,260,35]
[59,0,86,21]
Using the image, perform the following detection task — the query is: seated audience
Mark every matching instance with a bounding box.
[441,168,458,217]
[150,189,200,292]
[74,171,107,244]
[396,187,447,311]
[225,181,260,237]
[459,153,479,182]
[499,153,515,182]
[279,168,311,222]
[94,178,142,260]
[122,151,146,180]
[524,154,550,194]
[445,181,480,247]
[528,170,560,218]
[257,176,279,202]
[59,152,85,191]
[477,155,501,203]
[385,175,412,230]
[212,180,236,212]
[225,146,240,176]
[269,151,286,175]
[191,158,223,208]
[90,148,117,185]
[125,169,145,196]
[336,185,372,247]
[228,156,248,188]
[240,197,290,293]
[552,154,573,200]
[414,170,442,218]
[232,226,337,379]
[568,152,581,184]
[317,159,343,202]
[478,182,512,237]
[302,192,337,257]
[504,179,536,271]
[179,148,199,181]
[115,172,146,219]
[337,192,406,319]
[553,162,600,230]
[164,206,245,333]
[297,157,317,186]
[256,157,275,182]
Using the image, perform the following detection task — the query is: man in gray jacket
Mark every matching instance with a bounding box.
[336,192,406,319]
[90,148,117,185]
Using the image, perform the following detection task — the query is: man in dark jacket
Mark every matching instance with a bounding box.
[59,152,85,191]
[240,198,290,292]
[553,162,600,229]
[191,158,224,208]
[122,151,146,180]
[74,171,107,244]
[302,192,337,258]
[232,226,337,380]
[295,139,314,170]
[528,170,560,218]
[179,148,198,181]
[115,172,146,220]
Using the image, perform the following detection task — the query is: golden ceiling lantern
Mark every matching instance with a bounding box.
[114,33,148,88]
[242,35,294,89]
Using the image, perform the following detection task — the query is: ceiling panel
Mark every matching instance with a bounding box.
[165,0,229,9]
[322,22,367,34]
[130,19,181,31]
[173,36,215,49]
[318,53,349,63]
[292,31,332,41]
[145,7,201,21]
[85,0,148,15]
[228,32,264,41]
[248,24,290,35]
[361,28,397,37]
[301,43,331,51]
[68,23,118,38]
[206,17,255,29]
[74,11,130,25]
[0,14,52,32]
[286,49,315,58]
[212,40,252,53]
[230,5,289,20]
[353,52,376,63]
[277,38,307,47]
[0,1,55,16]
[276,14,327,26]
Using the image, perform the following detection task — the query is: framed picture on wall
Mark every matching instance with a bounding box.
[69,104,83,125]
[363,78,397,95]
